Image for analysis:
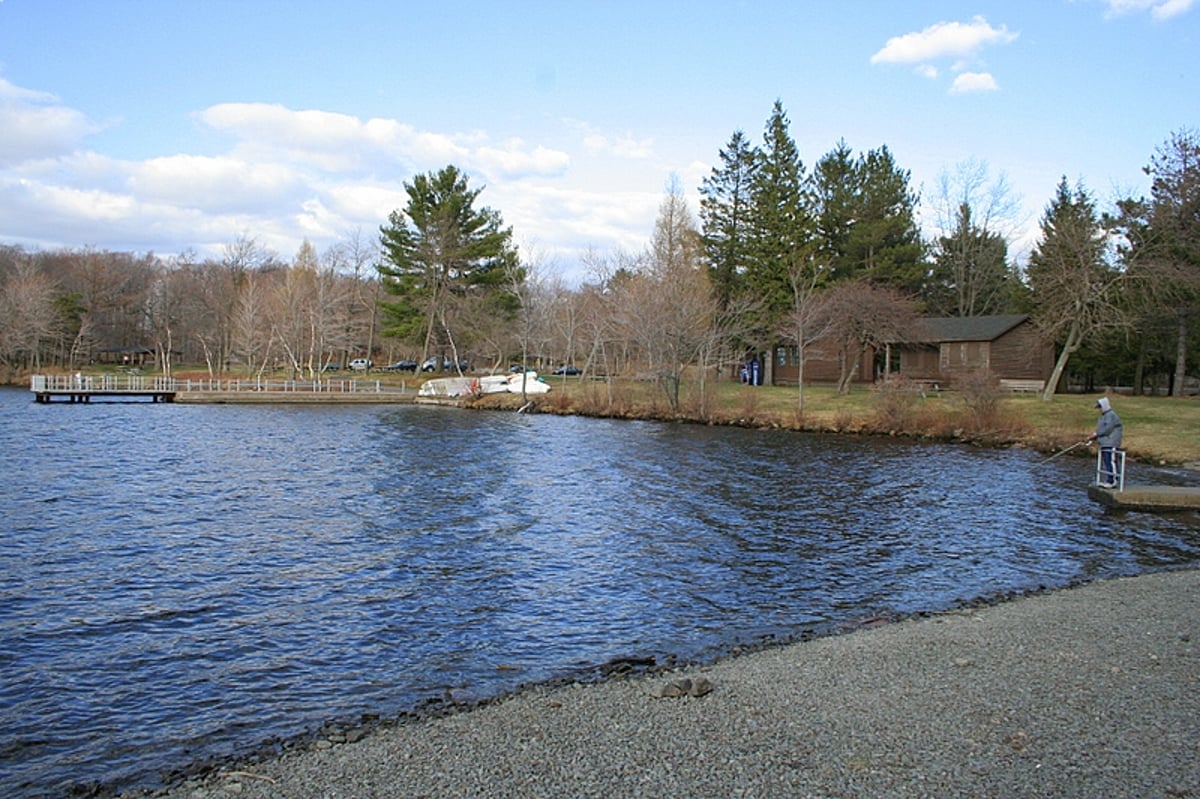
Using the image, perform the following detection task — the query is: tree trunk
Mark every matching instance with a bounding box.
[838,344,863,396]
[1040,319,1081,401]
[1173,314,1188,398]
[796,343,806,416]
[1133,337,1146,396]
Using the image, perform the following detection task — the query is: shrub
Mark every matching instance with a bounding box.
[871,376,923,432]
[952,369,1013,437]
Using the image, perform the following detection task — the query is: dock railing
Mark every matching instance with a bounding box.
[1095,448,1127,492]
[31,374,410,396]
[171,377,405,394]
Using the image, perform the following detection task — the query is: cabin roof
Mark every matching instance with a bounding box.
[98,345,155,354]
[909,314,1030,344]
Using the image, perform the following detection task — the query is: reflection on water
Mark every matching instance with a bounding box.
[0,387,1196,797]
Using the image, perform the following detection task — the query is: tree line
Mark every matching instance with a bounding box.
[2,102,1197,401]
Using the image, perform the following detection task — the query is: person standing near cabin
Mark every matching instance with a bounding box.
[1088,397,1123,488]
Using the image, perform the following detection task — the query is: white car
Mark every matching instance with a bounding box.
[348,358,372,371]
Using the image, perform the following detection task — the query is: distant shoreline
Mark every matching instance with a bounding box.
[8,375,1199,466]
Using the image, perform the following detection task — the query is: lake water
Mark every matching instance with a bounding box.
[1,386,1197,797]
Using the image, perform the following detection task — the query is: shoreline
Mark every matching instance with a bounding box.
[144,568,1200,799]
[7,377,1199,466]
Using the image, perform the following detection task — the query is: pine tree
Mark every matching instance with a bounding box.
[849,146,925,292]
[378,165,519,366]
[699,130,758,310]
[1027,177,1123,399]
[812,140,857,284]
[745,101,814,331]
[813,143,924,292]
[927,202,1011,316]
[1145,129,1200,395]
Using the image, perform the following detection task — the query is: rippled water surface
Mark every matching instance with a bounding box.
[1,386,1197,797]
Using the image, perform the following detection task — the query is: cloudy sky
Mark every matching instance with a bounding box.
[0,0,1195,281]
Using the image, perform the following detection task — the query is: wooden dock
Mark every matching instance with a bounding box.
[1088,484,1200,512]
[31,374,177,403]
[30,375,416,404]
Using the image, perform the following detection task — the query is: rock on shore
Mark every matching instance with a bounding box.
[151,569,1199,799]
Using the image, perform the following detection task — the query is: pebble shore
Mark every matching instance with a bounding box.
[152,569,1199,799]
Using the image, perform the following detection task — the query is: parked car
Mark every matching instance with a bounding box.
[321,362,341,372]
[349,358,373,371]
[422,357,470,372]
[384,359,418,372]
[552,365,582,376]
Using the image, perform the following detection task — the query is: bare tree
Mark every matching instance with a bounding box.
[324,228,381,365]
[221,233,280,372]
[503,249,551,401]
[928,159,1024,316]
[634,177,716,411]
[781,250,835,413]
[821,280,920,395]
[578,246,642,401]
[233,271,275,377]
[0,256,58,372]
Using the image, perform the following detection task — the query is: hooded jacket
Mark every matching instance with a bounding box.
[1094,397,1123,448]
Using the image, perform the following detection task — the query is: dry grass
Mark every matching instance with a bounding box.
[504,376,1200,466]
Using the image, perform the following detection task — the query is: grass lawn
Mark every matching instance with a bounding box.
[527,376,1200,467]
[1005,392,1200,466]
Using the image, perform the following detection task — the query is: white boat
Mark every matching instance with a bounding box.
[417,371,551,398]
[418,377,476,397]
[477,375,510,394]
[506,371,551,394]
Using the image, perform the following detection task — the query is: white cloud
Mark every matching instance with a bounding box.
[325,182,409,223]
[128,154,304,211]
[0,176,201,251]
[871,16,1018,66]
[872,16,1017,94]
[0,78,102,165]
[474,140,570,180]
[0,81,642,268]
[950,72,1000,94]
[198,103,441,173]
[565,118,654,160]
[197,102,569,181]
[1103,0,1195,19]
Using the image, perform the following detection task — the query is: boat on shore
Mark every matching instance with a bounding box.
[418,371,551,399]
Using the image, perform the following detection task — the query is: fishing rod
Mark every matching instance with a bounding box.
[1034,439,1090,467]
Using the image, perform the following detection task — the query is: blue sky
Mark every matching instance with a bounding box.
[0,0,1196,282]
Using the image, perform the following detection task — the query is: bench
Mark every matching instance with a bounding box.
[999,379,1045,393]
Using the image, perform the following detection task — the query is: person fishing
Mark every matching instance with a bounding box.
[1088,397,1123,488]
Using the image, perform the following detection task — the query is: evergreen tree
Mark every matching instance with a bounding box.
[745,101,814,332]
[811,139,858,285]
[1145,129,1200,395]
[925,159,1023,315]
[699,129,758,310]
[378,165,519,367]
[849,145,925,292]
[813,143,925,292]
[1107,130,1200,395]
[926,202,1011,316]
[1027,177,1124,399]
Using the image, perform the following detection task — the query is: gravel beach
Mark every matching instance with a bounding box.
[155,568,1199,799]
